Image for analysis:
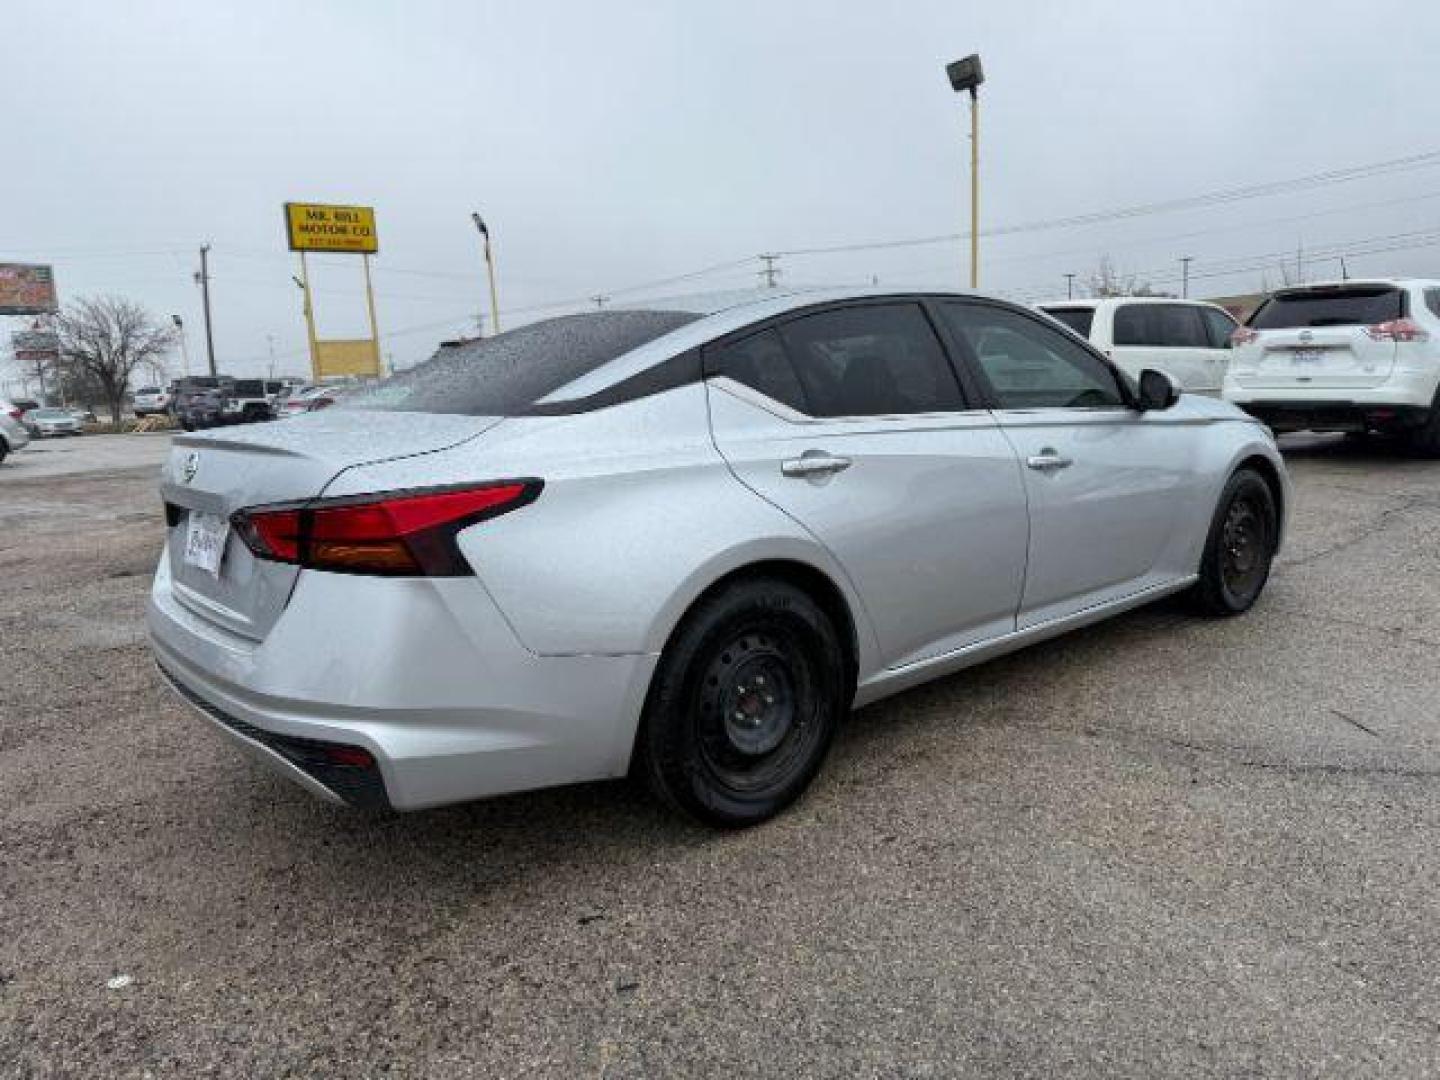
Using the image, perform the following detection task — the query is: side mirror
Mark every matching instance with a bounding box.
[1136,369,1180,411]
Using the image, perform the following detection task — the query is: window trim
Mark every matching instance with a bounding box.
[700,295,987,422]
[926,296,1137,413]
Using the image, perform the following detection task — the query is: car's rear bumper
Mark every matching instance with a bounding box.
[1226,400,1429,434]
[147,555,659,810]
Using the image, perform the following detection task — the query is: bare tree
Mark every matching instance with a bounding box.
[1085,255,1169,299]
[55,296,177,423]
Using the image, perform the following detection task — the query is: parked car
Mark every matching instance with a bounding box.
[1037,297,1238,397]
[173,377,234,430]
[23,406,84,437]
[276,384,342,416]
[133,386,172,416]
[0,399,32,463]
[219,379,276,424]
[149,289,1287,826]
[1224,279,1440,454]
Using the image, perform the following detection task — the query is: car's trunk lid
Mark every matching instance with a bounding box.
[160,411,499,640]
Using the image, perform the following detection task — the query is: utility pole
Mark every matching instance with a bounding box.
[1180,256,1193,299]
[266,334,277,380]
[1339,255,1350,281]
[194,243,217,376]
[1065,272,1076,299]
[759,254,781,288]
[592,295,608,309]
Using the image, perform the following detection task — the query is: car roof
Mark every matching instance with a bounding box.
[549,286,994,401]
[1036,296,1227,309]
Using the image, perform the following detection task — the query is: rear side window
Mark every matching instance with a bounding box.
[1040,307,1095,338]
[1113,304,1209,347]
[1424,290,1440,320]
[706,329,807,412]
[344,311,699,416]
[1200,307,1238,348]
[777,304,964,417]
[1250,287,1404,329]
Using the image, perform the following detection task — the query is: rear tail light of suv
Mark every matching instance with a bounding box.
[231,480,542,577]
[1364,318,1429,343]
[1230,326,1260,348]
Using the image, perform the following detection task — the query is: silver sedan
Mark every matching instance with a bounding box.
[149,289,1288,826]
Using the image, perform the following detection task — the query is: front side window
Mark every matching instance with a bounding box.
[777,304,964,417]
[937,302,1125,410]
[1113,303,1209,348]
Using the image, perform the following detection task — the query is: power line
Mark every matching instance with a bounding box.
[771,148,1440,258]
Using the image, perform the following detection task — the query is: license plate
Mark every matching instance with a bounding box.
[1291,348,1325,364]
[184,511,230,576]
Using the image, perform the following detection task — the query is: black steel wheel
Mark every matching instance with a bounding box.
[637,577,846,827]
[1190,467,1277,616]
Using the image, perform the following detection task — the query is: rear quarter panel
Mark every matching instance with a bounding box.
[325,384,880,670]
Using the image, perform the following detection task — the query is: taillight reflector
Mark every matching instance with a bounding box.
[232,480,540,577]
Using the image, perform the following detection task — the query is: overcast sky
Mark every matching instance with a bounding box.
[5,0,1440,385]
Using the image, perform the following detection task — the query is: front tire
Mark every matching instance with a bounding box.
[1404,395,1440,458]
[637,578,847,827]
[1189,468,1277,616]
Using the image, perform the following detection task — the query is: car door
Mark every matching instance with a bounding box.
[705,301,1030,670]
[1198,305,1239,390]
[932,299,1202,629]
[1112,302,1220,395]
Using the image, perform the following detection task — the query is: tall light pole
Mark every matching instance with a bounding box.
[471,212,501,336]
[171,315,191,378]
[194,243,217,375]
[946,53,984,289]
[1065,272,1076,299]
[1180,255,1194,298]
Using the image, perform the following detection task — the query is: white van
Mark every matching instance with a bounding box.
[1037,297,1238,397]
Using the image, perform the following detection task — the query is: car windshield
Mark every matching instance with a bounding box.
[136,387,160,394]
[1249,286,1404,329]
[1040,307,1095,337]
[340,310,700,416]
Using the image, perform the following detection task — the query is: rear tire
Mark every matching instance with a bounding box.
[637,578,846,828]
[1404,396,1440,458]
[1189,468,1277,616]
[0,439,8,464]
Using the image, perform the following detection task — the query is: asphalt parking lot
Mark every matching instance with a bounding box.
[3,434,1439,1077]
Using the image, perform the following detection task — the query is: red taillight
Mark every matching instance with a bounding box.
[1229,326,1260,348]
[1364,318,1429,343]
[232,481,541,576]
[309,396,335,411]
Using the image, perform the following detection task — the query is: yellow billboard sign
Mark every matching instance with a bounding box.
[284,202,379,254]
[314,338,380,379]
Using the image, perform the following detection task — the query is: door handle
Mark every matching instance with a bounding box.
[1025,449,1073,472]
[782,451,852,479]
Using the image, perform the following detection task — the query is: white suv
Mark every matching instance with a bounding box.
[1224,279,1440,455]
[1038,297,1238,397]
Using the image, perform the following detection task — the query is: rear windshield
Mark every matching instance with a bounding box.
[344,311,699,416]
[1040,307,1095,338]
[1249,287,1404,329]
[135,387,159,394]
